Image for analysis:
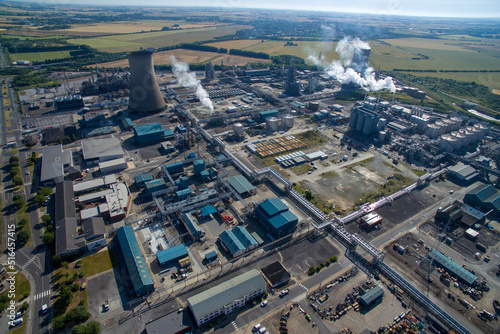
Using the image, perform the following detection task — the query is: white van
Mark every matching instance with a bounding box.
[41,304,48,314]
[253,323,261,331]
[259,327,267,334]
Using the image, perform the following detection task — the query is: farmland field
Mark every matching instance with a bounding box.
[10,51,73,62]
[408,72,500,91]
[67,24,249,52]
[96,48,271,68]
[58,20,223,34]
[206,39,341,63]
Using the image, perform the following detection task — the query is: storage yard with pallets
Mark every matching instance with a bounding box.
[254,136,307,158]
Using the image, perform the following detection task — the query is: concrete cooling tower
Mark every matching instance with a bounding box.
[128,50,166,113]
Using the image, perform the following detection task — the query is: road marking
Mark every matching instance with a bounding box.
[34,290,51,301]
[299,283,309,291]
[21,255,38,269]
[231,321,238,330]
[293,292,307,303]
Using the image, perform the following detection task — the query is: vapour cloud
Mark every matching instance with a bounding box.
[310,37,396,93]
[170,55,214,112]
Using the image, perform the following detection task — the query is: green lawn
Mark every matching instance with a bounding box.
[9,51,73,62]
[80,249,114,277]
[294,130,327,148]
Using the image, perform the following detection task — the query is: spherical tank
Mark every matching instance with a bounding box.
[233,123,245,137]
[128,50,166,113]
[283,115,294,128]
[266,117,280,132]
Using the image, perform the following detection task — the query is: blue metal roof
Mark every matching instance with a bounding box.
[164,128,174,137]
[134,173,153,185]
[181,212,204,237]
[258,198,288,217]
[233,226,258,248]
[145,178,166,189]
[428,250,478,285]
[116,226,155,296]
[267,210,298,230]
[122,118,134,128]
[227,175,255,194]
[134,122,163,136]
[200,205,217,217]
[156,244,188,265]
[219,226,257,257]
[205,251,217,261]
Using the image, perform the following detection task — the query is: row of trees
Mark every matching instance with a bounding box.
[229,48,270,59]
[8,155,24,187]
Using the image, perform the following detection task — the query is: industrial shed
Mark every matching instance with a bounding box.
[255,198,298,238]
[359,285,384,307]
[133,123,174,144]
[99,158,128,174]
[116,226,155,296]
[121,117,134,130]
[156,244,189,267]
[145,309,193,334]
[227,175,255,195]
[200,205,217,218]
[446,162,479,185]
[219,226,258,258]
[187,269,266,326]
[428,249,478,286]
[261,261,291,288]
[82,137,124,164]
[134,173,153,188]
[181,212,205,239]
[464,183,500,216]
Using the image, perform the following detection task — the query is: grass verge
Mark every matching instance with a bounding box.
[80,249,114,277]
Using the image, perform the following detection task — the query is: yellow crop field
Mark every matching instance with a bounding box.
[380,38,477,52]
[59,20,223,34]
[206,40,264,50]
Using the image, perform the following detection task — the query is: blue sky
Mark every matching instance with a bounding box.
[12,0,500,18]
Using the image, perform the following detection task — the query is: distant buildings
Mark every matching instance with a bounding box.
[284,58,301,97]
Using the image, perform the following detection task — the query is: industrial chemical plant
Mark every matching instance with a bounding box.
[10,40,500,334]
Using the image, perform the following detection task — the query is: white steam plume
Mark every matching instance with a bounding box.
[170,55,214,112]
[314,37,395,93]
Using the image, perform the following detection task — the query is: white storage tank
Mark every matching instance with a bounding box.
[451,131,465,149]
[233,123,245,137]
[459,129,471,146]
[266,117,280,132]
[450,117,462,131]
[283,115,294,128]
[468,126,480,142]
[424,124,439,139]
[379,131,387,142]
[438,135,455,152]
[475,123,489,140]
[435,121,445,136]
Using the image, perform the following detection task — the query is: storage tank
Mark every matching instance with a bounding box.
[233,123,245,137]
[356,112,365,132]
[459,129,471,146]
[435,121,445,136]
[450,117,462,131]
[320,109,330,117]
[266,117,280,132]
[468,126,480,142]
[379,131,387,142]
[475,123,489,140]
[283,115,294,128]
[424,124,439,139]
[362,114,375,135]
[438,135,455,152]
[349,108,359,129]
[309,101,320,111]
[377,118,387,131]
[128,50,166,113]
[442,119,453,133]
[451,131,464,149]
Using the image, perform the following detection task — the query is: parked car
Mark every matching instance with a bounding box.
[280,289,290,297]
[260,300,268,307]
[10,318,23,327]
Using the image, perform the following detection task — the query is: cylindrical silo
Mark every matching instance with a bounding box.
[468,126,480,142]
[475,123,489,140]
[451,131,464,149]
[349,108,359,129]
[233,123,244,137]
[450,117,462,130]
[283,115,294,128]
[379,131,387,142]
[266,117,280,132]
[128,50,166,113]
[356,112,365,132]
[362,114,375,135]
[438,135,454,152]
[459,129,471,146]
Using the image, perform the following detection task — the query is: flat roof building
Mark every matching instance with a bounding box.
[181,212,205,239]
[227,175,255,195]
[41,144,73,186]
[156,244,189,267]
[261,261,291,288]
[55,181,83,257]
[116,226,155,296]
[135,173,154,188]
[134,123,174,145]
[99,158,128,174]
[145,309,193,334]
[82,138,125,164]
[255,198,298,238]
[188,269,266,326]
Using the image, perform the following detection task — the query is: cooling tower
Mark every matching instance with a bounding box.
[128,50,166,113]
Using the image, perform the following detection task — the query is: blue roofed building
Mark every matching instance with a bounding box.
[464,183,500,216]
[134,123,175,144]
[181,212,205,239]
[359,285,384,307]
[255,198,298,238]
[200,205,217,219]
[260,110,279,122]
[219,226,258,258]
[145,178,167,195]
[193,160,206,174]
[175,176,189,190]
[157,244,189,266]
[164,161,184,174]
[135,173,153,188]
[428,249,478,286]
[227,175,255,195]
[122,117,134,130]
[116,226,155,296]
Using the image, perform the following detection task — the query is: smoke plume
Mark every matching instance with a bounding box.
[170,55,214,112]
[316,37,396,93]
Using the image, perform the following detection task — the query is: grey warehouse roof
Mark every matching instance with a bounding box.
[81,137,124,161]
[55,181,82,256]
[227,175,255,194]
[188,269,266,321]
[41,144,72,182]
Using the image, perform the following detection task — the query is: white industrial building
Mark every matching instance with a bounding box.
[81,137,125,165]
[188,269,266,326]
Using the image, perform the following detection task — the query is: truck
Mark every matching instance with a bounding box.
[103,300,109,312]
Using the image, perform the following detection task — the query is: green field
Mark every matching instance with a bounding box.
[409,72,500,91]
[10,51,73,62]
[68,25,248,53]
[207,40,341,64]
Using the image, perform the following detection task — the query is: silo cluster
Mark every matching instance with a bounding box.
[349,107,378,136]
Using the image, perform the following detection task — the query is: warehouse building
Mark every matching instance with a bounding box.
[359,285,384,307]
[122,118,134,130]
[261,261,291,288]
[255,198,299,238]
[55,181,83,257]
[99,158,128,174]
[116,226,155,296]
[156,244,189,267]
[187,269,266,326]
[227,175,255,196]
[82,137,125,165]
[464,183,500,216]
[219,226,258,258]
[428,249,478,286]
[73,175,117,195]
[133,123,175,145]
[181,212,205,239]
[446,162,479,185]
[41,144,73,187]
